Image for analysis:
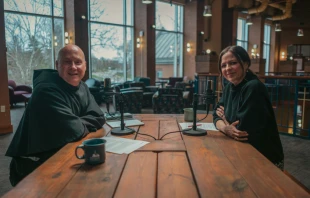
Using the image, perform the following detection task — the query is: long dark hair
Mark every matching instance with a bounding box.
[218,46,253,87]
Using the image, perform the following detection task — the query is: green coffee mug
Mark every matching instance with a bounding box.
[75,138,106,165]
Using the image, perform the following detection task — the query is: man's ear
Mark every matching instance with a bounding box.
[55,60,59,70]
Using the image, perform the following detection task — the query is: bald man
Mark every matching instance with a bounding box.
[6,45,105,186]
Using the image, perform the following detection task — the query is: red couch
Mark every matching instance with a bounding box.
[8,80,32,106]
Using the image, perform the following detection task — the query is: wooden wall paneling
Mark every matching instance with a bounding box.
[0,0,13,134]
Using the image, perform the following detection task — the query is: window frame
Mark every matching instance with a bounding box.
[88,0,134,82]
[236,17,249,51]
[263,24,271,73]
[155,1,184,79]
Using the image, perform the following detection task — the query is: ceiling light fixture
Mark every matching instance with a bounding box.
[142,0,152,4]
[203,5,212,17]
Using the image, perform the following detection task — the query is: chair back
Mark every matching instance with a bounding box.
[8,80,16,89]
[152,88,184,114]
[167,77,183,87]
[113,90,143,113]
[134,77,151,86]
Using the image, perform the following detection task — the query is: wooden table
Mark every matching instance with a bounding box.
[155,80,168,88]
[4,114,309,197]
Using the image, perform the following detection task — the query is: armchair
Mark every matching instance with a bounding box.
[85,78,105,105]
[152,88,184,114]
[166,77,183,88]
[175,82,194,107]
[8,80,32,106]
[129,82,158,108]
[134,77,151,86]
[113,86,143,113]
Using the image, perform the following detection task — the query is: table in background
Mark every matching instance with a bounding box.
[22,93,32,106]
[4,114,309,197]
[155,80,168,88]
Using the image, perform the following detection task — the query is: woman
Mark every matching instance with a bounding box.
[213,45,284,170]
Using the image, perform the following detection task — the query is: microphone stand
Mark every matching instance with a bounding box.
[182,93,207,136]
[111,93,135,135]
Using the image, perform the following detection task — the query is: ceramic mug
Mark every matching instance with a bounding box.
[75,138,106,165]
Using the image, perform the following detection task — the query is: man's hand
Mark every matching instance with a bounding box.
[85,128,105,139]
[223,120,248,141]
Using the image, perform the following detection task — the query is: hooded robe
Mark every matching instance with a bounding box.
[6,69,105,158]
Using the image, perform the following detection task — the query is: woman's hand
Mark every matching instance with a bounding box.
[223,120,248,141]
[216,106,229,125]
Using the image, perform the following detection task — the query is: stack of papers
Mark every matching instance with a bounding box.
[179,122,218,131]
[102,136,149,154]
[106,119,144,128]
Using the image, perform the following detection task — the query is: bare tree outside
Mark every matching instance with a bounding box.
[4,0,64,86]
[89,0,134,83]
[4,0,134,85]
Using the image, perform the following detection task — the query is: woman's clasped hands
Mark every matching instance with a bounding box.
[216,106,248,141]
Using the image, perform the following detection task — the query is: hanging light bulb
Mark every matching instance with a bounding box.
[275,23,282,32]
[297,29,304,36]
[142,0,152,4]
[246,15,253,25]
[203,5,212,17]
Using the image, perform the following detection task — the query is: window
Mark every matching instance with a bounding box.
[236,18,248,51]
[89,0,134,83]
[155,1,184,79]
[4,0,64,85]
[263,24,271,73]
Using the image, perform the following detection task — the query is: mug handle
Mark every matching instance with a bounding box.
[75,145,85,159]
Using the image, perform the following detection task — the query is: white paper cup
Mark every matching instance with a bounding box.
[184,108,194,122]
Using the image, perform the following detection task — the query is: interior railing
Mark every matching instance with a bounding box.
[195,73,310,139]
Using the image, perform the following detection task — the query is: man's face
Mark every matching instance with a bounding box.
[56,45,86,86]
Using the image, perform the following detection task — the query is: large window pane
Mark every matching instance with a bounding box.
[236,18,248,51]
[89,0,134,83]
[126,0,133,26]
[4,0,51,15]
[53,0,64,17]
[5,13,53,85]
[156,32,183,78]
[263,24,271,73]
[156,2,183,32]
[4,0,64,86]
[54,18,65,57]
[155,1,184,79]
[126,27,134,81]
[90,0,132,26]
[90,24,133,82]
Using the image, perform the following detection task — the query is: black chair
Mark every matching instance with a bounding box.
[85,78,105,105]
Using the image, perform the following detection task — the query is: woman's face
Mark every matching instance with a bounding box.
[220,51,248,86]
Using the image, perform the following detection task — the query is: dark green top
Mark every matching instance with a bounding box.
[213,72,284,164]
[6,69,105,159]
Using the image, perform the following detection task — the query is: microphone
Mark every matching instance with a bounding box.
[104,91,135,136]
[182,93,207,136]
[204,80,216,115]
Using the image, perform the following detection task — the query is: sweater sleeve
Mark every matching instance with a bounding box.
[213,86,226,126]
[236,80,273,149]
[79,87,105,133]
